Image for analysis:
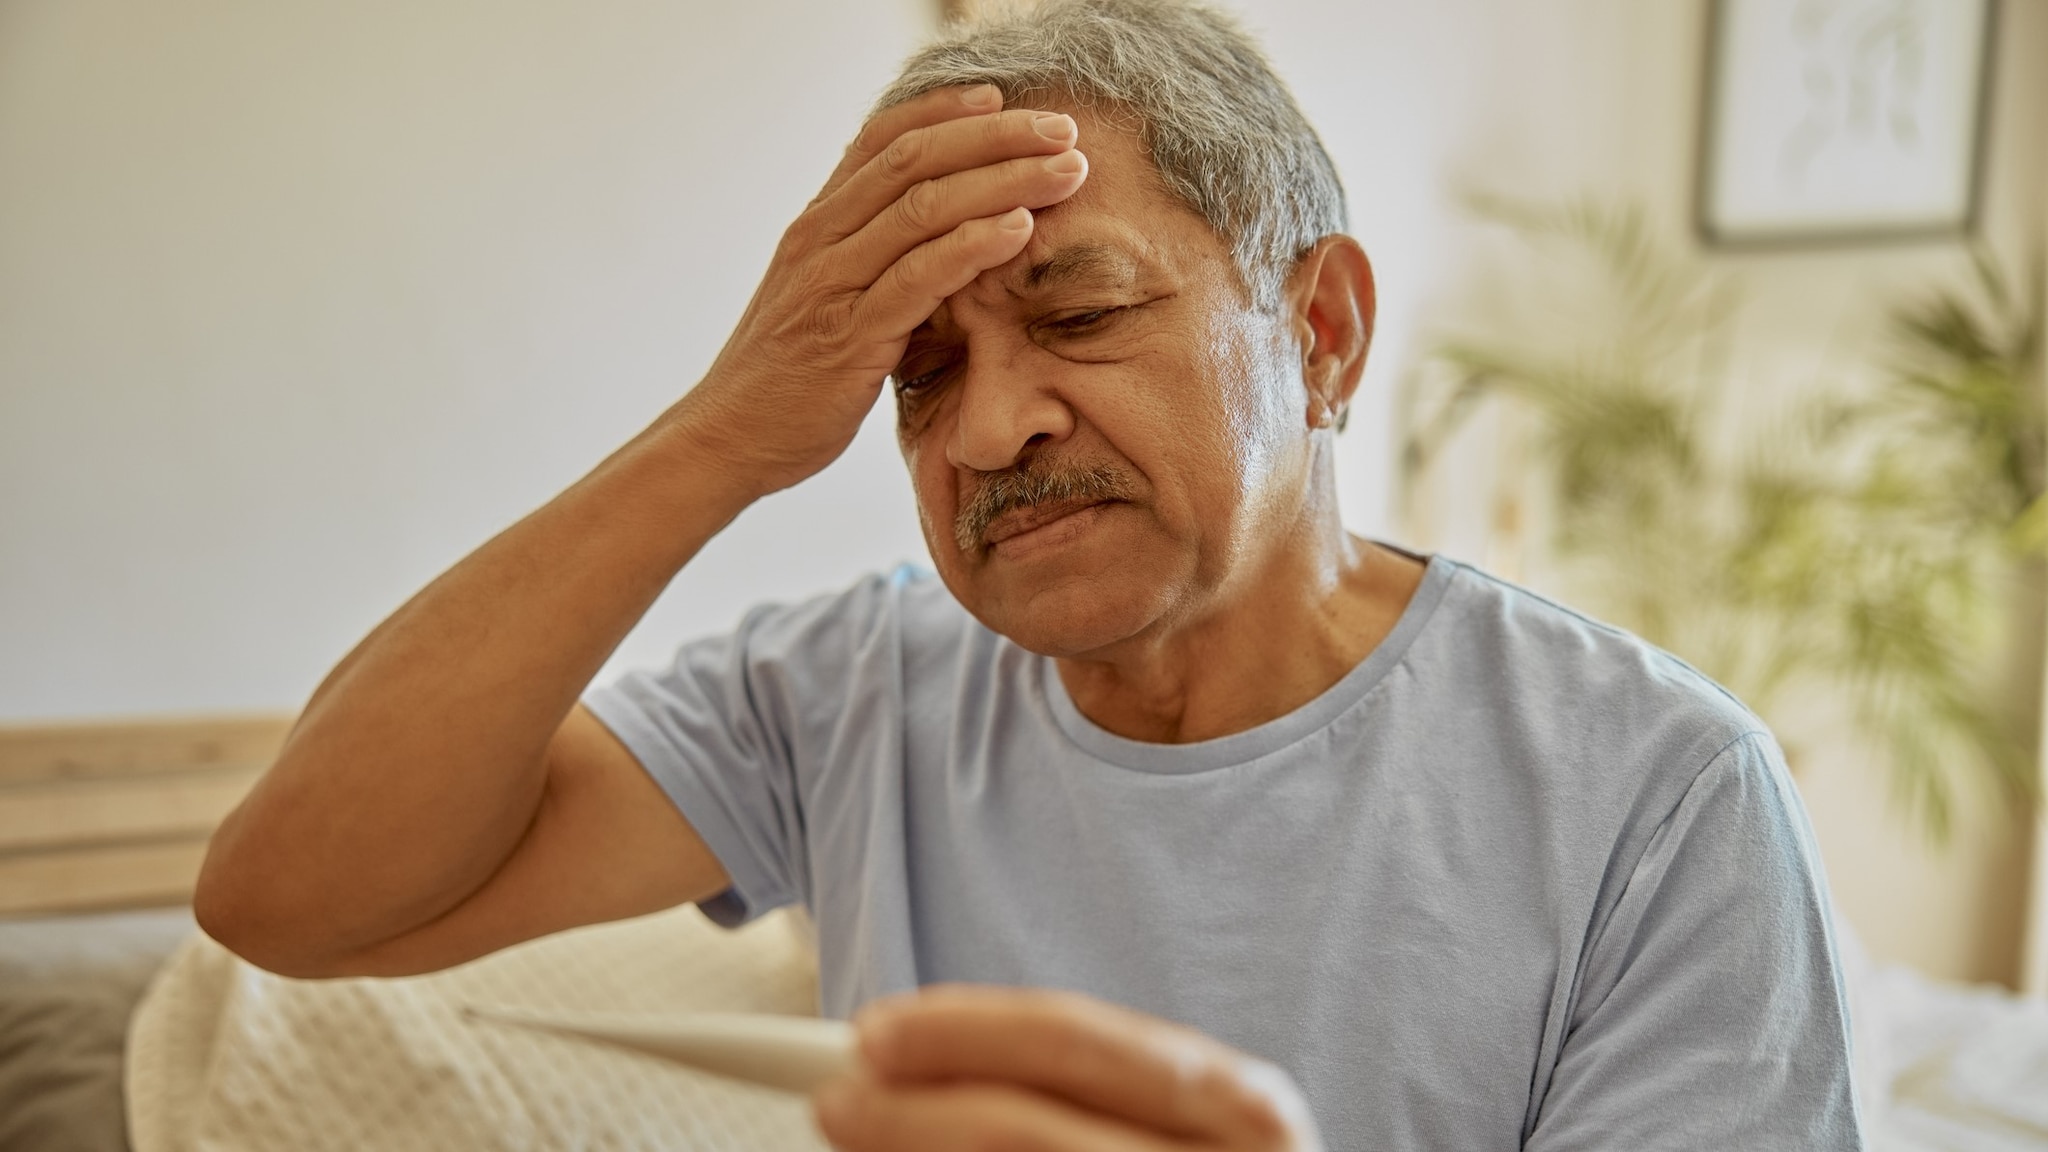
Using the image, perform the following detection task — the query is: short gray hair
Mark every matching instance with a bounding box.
[876,0,1347,311]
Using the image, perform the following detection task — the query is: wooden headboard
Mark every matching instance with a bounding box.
[0,714,290,918]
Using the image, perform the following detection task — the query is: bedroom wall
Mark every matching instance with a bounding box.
[0,0,1487,724]
[0,0,937,722]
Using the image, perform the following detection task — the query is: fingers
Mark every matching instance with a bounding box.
[819,84,1003,200]
[819,108,1081,242]
[814,1075,1184,1152]
[798,88,1086,338]
[853,986,1297,1147]
[853,207,1035,340]
[835,148,1086,285]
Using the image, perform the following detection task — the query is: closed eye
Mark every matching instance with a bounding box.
[893,361,955,396]
[1041,306,1127,336]
[896,304,1137,394]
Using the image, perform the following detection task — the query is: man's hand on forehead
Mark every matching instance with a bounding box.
[680,84,1088,498]
[807,85,1090,316]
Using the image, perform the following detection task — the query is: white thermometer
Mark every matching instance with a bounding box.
[465,1006,856,1094]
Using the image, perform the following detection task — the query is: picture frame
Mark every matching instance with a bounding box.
[1695,0,1998,249]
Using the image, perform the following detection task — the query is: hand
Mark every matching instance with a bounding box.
[679,84,1089,497]
[812,985,1325,1152]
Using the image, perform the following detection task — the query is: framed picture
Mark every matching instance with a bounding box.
[1696,0,1998,248]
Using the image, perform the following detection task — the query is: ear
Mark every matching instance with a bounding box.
[1282,235,1376,433]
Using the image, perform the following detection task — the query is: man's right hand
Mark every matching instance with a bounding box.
[682,83,1088,496]
[195,84,1086,980]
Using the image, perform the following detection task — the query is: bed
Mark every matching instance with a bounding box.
[2,716,2044,1150]
[0,715,281,1152]
[3,900,829,1151]
[0,715,833,1152]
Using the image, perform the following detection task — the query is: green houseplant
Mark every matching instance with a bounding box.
[1402,198,2043,838]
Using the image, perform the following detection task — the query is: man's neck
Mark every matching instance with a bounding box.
[1053,528,1427,745]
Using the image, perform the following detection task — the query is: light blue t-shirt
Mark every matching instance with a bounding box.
[587,555,1862,1150]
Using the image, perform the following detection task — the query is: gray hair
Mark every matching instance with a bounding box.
[876,0,1348,311]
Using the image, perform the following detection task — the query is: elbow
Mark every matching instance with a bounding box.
[193,839,358,980]
[190,846,292,974]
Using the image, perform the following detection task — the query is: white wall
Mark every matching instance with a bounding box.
[0,0,934,719]
[0,0,1490,722]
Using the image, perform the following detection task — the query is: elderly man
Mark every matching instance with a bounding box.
[196,1,1862,1148]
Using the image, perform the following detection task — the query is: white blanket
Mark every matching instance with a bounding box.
[1838,924,2048,1151]
[125,903,2048,1149]
[125,908,830,1152]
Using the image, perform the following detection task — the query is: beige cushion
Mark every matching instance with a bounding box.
[125,907,828,1151]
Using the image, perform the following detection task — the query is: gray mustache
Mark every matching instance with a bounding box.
[954,459,1137,553]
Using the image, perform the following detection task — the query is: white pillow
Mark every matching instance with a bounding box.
[125,907,828,1152]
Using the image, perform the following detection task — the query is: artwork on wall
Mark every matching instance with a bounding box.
[1696,0,1997,248]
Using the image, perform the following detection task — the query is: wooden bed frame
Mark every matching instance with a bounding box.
[0,715,289,918]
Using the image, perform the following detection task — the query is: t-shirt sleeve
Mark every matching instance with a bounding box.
[1525,732,1865,1150]
[582,581,887,928]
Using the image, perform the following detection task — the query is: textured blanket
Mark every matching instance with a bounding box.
[125,907,828,1151]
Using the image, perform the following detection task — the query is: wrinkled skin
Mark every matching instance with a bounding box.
[687,81,1415,746]
[873,97,1419,747]
[890,105,1309,661]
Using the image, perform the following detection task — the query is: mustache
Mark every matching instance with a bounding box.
[954,457,1138,553]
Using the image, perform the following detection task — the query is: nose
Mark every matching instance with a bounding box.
[945,348,1076,473]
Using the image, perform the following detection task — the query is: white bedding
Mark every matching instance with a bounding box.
[121,904,2048,1150]
[125,907,829,1152]
[1840,925,2048,1151]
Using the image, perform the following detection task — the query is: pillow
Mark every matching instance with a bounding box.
[126,906,828,1152]
[0,908,194,1152]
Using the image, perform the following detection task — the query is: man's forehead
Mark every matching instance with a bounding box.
[917,233,1157,340]
[1016,239,1143,293]
[912,237,1140,340]
[986,187,1188,299]
[943,202,1167,317]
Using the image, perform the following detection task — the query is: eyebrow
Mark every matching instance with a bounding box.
[1021,243,1140,292]
[900,241,1147,349]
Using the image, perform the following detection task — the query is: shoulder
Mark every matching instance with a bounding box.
[1425,553,1761,725]
[1406,564,1826,971]
[1401,558,1775,836]
[596,567,983,744]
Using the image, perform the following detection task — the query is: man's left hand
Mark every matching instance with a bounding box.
[812,985,1324,1151]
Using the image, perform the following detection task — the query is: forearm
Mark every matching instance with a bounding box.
[198,83,1078,971]
[199,398,758,958]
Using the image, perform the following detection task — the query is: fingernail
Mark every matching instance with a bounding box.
[1033,112,1075,141]
[998,206,1031,231]
[1043,150,1085,175]
[962,84,1000,108]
